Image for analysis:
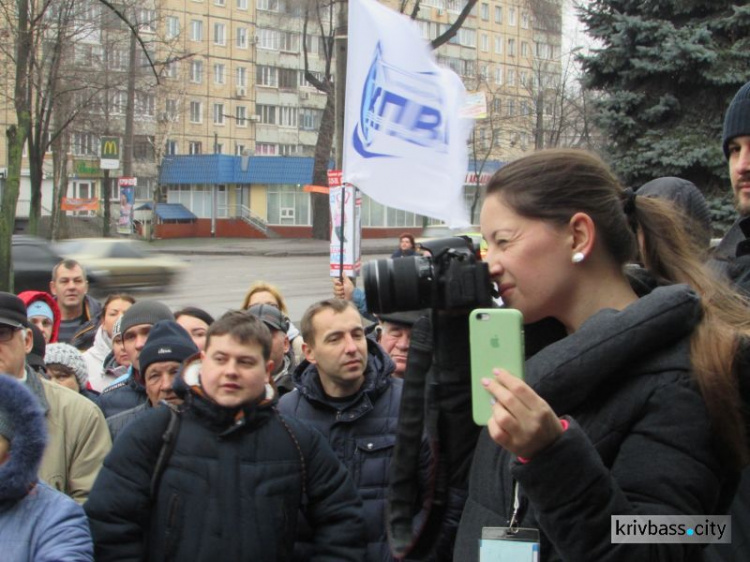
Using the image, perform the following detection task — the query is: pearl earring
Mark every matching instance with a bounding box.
[572,252,585,264]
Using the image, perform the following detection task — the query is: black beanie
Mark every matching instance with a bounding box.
[138,320,198,375]
[120,300,173,338]
[723,80,750,159]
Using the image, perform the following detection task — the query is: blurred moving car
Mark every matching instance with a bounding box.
[416,225,487,260]
[55,238,187,292]
[11,235,65,293]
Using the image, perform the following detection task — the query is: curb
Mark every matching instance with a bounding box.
[166,246,395,257]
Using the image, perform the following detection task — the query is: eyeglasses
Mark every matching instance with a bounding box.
[0,325,21,343]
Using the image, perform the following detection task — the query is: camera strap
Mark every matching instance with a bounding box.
[386,314,443,559]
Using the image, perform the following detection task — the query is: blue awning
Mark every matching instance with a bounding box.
[135,203,197,221]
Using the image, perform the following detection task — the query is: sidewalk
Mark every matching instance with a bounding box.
[150,236,400,257]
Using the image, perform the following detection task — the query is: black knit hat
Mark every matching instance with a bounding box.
[723,80,750,159]
[0,292,29,329]
[26,324,46,371]
[120,300,173,338]
[138,320,198,376]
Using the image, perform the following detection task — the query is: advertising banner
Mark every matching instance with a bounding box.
[329,169,361,277]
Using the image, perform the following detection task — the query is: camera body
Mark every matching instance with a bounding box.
[363,235,495,313]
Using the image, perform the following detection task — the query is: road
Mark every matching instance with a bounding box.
[137,253,390,323]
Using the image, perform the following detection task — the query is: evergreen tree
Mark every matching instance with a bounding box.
[578,0,750,192]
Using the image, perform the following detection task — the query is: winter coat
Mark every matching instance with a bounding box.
[60,295,102,351]
[17,290,61,342]
[24,366,112,504]
[454,284,738,562]
[83,325,113,392]
[279,339,429,562]
[85,356,366,562]
[97,366,148,418]
[106,401,152,443]
[708,215,750,294]
[0,375,93,562]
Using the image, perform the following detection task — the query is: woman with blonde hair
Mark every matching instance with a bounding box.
[454,149,749,561]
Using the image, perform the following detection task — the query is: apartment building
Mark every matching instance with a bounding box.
[0,0,562,235]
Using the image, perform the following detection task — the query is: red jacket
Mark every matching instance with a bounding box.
[17,290,61,343]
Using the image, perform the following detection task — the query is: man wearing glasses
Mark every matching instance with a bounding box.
[0,292,110,503]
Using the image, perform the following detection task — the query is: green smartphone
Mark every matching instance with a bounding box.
[469,308,525,426]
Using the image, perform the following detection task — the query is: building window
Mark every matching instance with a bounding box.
[190,60,203,83]
[480,3,488,20]
[190,101,202,123]
[166,99,179,119]
[507,38,516,56]
[521,11,530,29]
[507,99,515,116]
[213,103,225,124]
[256,142,277,155]
[494,35,502,54]
[136,92,155,117]
[72,133,96,155]
[299,108,321,131]
[110,91,126,114]
[509,7,516,26]
[279,31,299,52]
[108,48,126,71]
[257,0,281,12]
[190,19,203,41]
[165,16,180,39]
[256,104,276,124]
[494,66,503,85]
[279,106,297,127]
[236,67,247,88]
[520,71,528,87]
[279,144,297,156]
[279,68,297,89]
[189,141,202,155]
[521,41,528,57]
[235,144,246,155]
[481,33,488,52]
[494,6,502,23]
[214,143,223,154]
[237,0,247,9]
[165,61,178,79]
[236,106,247,127]
[236,27,248,48]
[215,0,225,5]
[214,23,226,45]
[134,135,155,161]
[257,28,279,50]
[256,65,278,87]
[214,63,225,84]
[137,9,156,33]
[507,68,516,86]
[267,184,311,225]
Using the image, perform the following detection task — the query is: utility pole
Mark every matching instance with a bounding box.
[123,31,137,179]
[334,1,348,171]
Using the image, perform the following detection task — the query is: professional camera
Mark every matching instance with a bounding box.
[363,235,495,313]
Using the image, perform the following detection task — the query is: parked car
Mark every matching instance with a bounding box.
[55,238,188,292]
[11,235,64,293]
[416,225,487,260]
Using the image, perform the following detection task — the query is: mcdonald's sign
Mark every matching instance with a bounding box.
[100,137,120,170]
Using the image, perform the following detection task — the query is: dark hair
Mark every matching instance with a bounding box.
[205,310,271,360]
[103,294,136,316]
[399,233,415,248]
[300,299,358,345]
[174,306,215,327]
[486,148,750,468]
[52,259,87,282]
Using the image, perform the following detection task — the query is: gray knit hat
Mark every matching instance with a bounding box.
[723,80,750,159]
[45,343,89,389]
[120,300,173,339]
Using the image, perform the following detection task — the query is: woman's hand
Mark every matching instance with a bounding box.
[482,368,563,460]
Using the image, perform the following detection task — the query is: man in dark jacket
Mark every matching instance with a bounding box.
[705,79,750,562]
[49,260,101,350]
[247,303,296,395]
[709,79,750,293]
[85,310,365,561]
[279,299,430,562]
[97,300,173,418]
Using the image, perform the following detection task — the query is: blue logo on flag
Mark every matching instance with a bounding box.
[353,43,450,159]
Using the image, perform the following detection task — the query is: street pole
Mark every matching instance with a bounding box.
[103,169,111,236]
[335,0,348,280]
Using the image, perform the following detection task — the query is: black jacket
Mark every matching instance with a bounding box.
[85,357,366,561]
[67,295,102,351]
[708,215,750,294]
[97,368,148,419]
[454,284,738,562]
[279,339,429,562]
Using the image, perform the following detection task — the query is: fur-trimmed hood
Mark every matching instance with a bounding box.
[0,376,47,502]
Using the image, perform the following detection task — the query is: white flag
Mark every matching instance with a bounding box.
[343,0,474,228]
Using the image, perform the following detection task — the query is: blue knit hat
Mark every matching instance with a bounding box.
[723,81,750,159]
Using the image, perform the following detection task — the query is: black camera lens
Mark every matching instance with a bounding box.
[363,256,432,314]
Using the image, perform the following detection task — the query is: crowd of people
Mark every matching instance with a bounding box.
[0,80,749,561]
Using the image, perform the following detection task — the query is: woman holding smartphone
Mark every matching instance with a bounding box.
[454,149,749,561]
